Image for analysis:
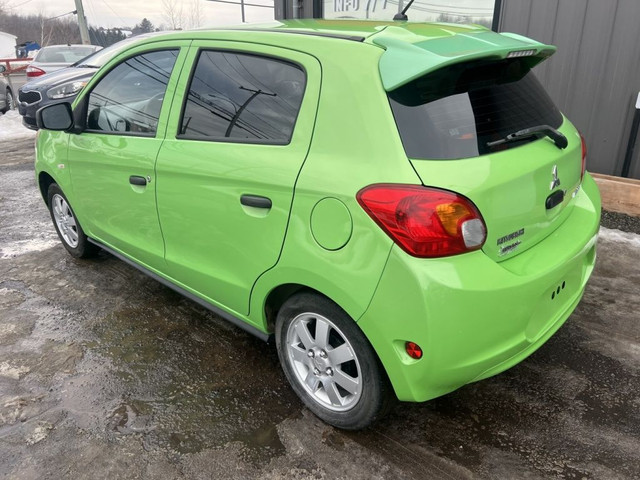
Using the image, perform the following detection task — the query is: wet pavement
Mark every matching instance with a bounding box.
[0,142,639,479]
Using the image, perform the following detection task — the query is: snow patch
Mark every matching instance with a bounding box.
[0,238,58,259]
[0,110,36,141]
[0,361,30,379]
[0,323,17,338]
[26,422,54,445]
[599,227,640,247]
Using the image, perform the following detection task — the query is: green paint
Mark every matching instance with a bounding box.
[310,198,353,251]
[35,20,600,410]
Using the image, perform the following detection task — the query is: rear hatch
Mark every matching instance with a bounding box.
[376,28,583,262]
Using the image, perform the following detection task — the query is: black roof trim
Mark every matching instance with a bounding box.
[234,28,365,42]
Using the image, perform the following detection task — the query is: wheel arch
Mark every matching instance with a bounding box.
[264,283,315,333]
[262,283,385,372]
[38,171,56,205]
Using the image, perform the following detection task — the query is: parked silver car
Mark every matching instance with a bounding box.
[0,65,14,113]
[26,44,102,79]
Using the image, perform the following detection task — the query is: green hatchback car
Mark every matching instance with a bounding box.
[35,20,601,430]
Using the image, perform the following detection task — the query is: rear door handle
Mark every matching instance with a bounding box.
[240,194,272,209]
[129,175,147,186]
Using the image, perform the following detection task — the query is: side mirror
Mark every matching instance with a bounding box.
[36,102,74,131]
[0,65,6,74]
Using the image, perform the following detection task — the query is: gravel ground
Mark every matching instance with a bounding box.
[0,138,639,479]
[600,210,640,235]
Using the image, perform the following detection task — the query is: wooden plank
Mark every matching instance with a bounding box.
[591,173,640,217]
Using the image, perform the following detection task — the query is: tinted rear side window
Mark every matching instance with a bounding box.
[179,50,306,143]
[389,59,563,160]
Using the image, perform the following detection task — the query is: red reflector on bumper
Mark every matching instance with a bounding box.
[405,341,423,360]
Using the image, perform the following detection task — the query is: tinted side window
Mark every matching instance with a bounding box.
[179,51,306,143]
[87,50,178,135]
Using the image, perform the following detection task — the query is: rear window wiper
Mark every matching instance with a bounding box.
[487,125,568,149]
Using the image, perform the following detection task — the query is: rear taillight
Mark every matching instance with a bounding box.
[580,134,587,182]
[26,66,45,78]
[357,184,487,258]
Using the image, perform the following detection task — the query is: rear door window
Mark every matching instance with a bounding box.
[389,59,563,160]
[178,50,306,144]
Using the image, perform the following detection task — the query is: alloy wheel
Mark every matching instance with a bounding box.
[51,193,79,248]
[286,312,362,412]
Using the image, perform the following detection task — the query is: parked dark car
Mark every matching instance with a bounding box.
[18,35,155,129]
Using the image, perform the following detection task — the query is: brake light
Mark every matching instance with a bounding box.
[580,134,587,182]
[357,184,487,258]
[26,66,45,78]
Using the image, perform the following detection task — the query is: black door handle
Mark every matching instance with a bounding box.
[240,194,272,209]
[129,175,147,186]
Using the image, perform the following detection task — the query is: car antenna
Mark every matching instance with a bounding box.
[393,0,415,21]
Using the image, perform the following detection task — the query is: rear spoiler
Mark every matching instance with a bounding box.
[373,27,556,91]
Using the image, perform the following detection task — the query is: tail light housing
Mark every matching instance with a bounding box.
[357,184,487,258]
[580,134,587,182]
[26,66,45,78]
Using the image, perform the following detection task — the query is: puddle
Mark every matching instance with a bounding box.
[76,303,295,464]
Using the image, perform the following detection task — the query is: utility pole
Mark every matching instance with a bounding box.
[74,0,91,45]
[225,86,276,137]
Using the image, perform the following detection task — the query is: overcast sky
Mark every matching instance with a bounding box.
[6,0,495,29]
[7,0,276,29]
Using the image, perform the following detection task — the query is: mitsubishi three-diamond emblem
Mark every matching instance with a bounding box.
[550,165,561,190]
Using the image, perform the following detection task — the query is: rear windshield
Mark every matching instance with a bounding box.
[36,46,98,64]
[389,58,563,160]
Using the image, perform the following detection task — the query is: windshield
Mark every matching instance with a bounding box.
[389,58,563,160]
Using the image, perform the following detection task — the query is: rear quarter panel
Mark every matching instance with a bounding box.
[249,40,423,325]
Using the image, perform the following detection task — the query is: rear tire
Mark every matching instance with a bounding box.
[47,184,99,258]
[275,291,394,430]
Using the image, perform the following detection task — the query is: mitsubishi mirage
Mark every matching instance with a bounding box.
[34,20,601,430]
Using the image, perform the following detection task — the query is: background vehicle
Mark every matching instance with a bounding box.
[34,21,601,430]
[26,44,101,79]
[18,36,154,129]
[0,65,14,113]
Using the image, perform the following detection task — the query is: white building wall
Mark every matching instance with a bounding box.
[0,32,17,58]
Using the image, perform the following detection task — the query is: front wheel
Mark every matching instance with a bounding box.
[6,88,14,111]
[47,184,99,258]
[1,88,13,113]
[275,291,394,430]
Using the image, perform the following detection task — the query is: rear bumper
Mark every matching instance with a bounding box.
[358,173,601,402]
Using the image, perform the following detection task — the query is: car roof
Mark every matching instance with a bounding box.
[39,44,101,49]
[108,20,556,91]
[125,20,493,43]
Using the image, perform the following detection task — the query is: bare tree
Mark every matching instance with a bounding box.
[162,0,184,30]
[0,10,81,46]
[187,0,204,29]
[162,0,206,31]
[40,14,53,46]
